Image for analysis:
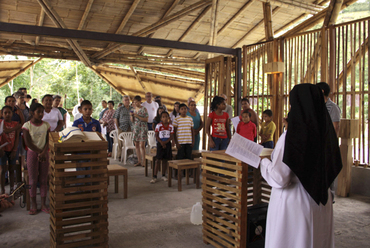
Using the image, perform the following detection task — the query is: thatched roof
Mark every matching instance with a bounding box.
[0,0,358,105]
[0,59,41,88]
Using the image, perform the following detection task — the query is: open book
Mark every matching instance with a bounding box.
[58,127,102,143]
[226,133,272,168]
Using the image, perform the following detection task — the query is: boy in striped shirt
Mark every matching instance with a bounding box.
[173,103,194,160]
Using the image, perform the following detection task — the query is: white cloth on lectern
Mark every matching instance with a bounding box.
[260,132,334,248]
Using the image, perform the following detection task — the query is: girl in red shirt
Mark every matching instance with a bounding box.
[0,106,20,194]
[237,110,256,141]
[205,96,231,151]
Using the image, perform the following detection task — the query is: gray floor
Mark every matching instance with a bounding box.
[0,158,369,248]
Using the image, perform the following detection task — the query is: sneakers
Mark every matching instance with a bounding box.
[161,176,168,182]
[150,178,157,184]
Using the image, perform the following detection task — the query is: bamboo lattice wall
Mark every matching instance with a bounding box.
[242,17,370,166]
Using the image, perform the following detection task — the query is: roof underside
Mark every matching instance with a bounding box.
[0,0,358,105]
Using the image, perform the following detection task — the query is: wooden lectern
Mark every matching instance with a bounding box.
[336,119,359,197]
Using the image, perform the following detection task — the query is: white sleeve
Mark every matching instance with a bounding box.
[260,133,292,188]
[72,105,78,117]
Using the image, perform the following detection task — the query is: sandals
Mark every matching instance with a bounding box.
[28,209,37,215]
[41,207,50,214]
[134,163,141,167]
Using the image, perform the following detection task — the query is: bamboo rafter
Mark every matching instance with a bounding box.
[258,0,324,14]
[91,0,212,60]
[36,0,92,67]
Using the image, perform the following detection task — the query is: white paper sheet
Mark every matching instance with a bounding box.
[231,116,240,129]
[0,142,10,149]
[225,133,264,168]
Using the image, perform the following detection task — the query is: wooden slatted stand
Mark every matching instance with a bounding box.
[202,150,272,248]
[49,132,109,248]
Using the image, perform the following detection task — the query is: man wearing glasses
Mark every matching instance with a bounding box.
[141,92,159,131]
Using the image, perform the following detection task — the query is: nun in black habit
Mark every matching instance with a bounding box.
[259,83,342,248]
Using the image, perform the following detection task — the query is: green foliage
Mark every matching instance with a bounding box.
[0,58,122,119]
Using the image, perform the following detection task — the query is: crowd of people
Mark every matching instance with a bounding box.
[0,82,342,248]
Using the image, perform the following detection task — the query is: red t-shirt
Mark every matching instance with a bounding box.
[155,123,174,142]
[208,111,229,139]
[237,121,256,141]
[0,120,18,152]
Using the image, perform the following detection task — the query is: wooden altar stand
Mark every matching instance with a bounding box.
[49,132,109,248]
[201,150,272,248]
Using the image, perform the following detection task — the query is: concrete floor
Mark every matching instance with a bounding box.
[0,158,369,248]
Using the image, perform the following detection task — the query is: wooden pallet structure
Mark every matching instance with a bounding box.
[49,132,109,248]
[201,150,272,248]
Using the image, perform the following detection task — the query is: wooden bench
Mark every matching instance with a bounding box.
[168,159,201,191]
[144,152,156,177]
[107,164,128,199]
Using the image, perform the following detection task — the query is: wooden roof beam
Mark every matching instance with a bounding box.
[137,0,181,55]
[257,0,323,14]
[91,0,212,60]
[323,0,343,27]
[218,0,256,36]
[129,65,148,92]
[35,9,45,45]
[281,0,357,37]
[0,58,42,88]
[232,7,280,48]
[36,0,92,67]
[115,0,141,35]
[166,5,211,57]
[263,2,274,41]
[78,0,94,30]
[137,66,204,79]
[97,69,200,92]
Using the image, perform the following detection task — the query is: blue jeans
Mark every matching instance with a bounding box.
[106,132,113,153]
[262,141,274,149]
[210,137,229,151]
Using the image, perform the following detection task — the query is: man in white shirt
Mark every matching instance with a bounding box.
[72,98,84,118]
[221,94,233,119]
[317,82,341,136]
[141,92,158,131]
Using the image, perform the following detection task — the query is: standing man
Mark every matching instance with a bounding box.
[317,82,341,136]
[114,95,133,156]
[142,92,158,131]
[72,98,84,118]
[221,94,233,119]
[221,94,233,132]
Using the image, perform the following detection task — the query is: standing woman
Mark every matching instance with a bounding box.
[42,94,64,132]
[260,84,342,248]
[169,102,180,123]
[52,95,67,130]
[131,95,148,167]
[100,101,116,157]
[187,100,203,150]
[14,91,29,122]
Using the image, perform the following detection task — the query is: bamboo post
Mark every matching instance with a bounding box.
[336,119,359,197]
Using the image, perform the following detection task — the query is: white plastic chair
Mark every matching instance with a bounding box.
[118,132,136,164]
[147,131,156,150]
[110,130,120,160]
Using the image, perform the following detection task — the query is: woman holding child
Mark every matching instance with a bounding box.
[131,95,148,167]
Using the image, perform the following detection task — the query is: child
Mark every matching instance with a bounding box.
[152,106,164,130]
[73,100,101,133]
[241,97,258,142]
[151,111,173,183]
[237,110,256,141]
[72,100,101,177]
[173,103,194,159]
[259,109,276,148]
[22,103,50,215]
[0,106,20,195]
[130,95,148,167]
[206,96,231,151]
